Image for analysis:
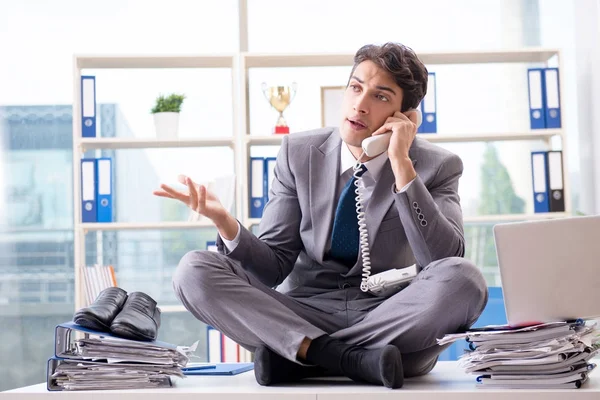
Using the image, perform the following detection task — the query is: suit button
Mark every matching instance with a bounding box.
[412,201,419,209]
[418,214,424,220]
[420,220,428,227]
[341,283,351,289]
[416,207,421,214]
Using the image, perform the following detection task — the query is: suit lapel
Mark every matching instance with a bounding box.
[310,131,342,263]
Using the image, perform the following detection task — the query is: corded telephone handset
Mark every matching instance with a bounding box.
[354,108,423,294]
[361,108,423,157]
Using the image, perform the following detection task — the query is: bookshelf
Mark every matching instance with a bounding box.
[72,48,570,313]
[237,48,570,230]
[78,137,235,151]
[71,55,239,312]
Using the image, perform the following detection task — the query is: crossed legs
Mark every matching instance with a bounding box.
[173,251,487,386]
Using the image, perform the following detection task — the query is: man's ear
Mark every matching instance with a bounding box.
[404,108,422,128]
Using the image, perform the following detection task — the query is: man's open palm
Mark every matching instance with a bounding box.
[153,174,226,222]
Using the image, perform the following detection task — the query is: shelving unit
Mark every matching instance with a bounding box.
[238,48,570,230]
[72,47,570,313]
[71,55,238,311]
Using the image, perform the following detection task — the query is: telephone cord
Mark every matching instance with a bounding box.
[353,159,372,292]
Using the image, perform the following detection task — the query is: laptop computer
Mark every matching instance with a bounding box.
[493,215,600,327]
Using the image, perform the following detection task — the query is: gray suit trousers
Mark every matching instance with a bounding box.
[173,250,488,377]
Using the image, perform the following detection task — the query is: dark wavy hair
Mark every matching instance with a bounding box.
[349,42,428,112]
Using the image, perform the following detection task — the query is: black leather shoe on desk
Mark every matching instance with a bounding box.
[73,287,128,331]
[110,291,161,341]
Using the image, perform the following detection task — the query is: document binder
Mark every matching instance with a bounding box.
[47,357,174,391]
[222,335,240,362]
[53,321,181,360]
[48,321,187,391]
[95,157,113,222]
[81,158,97,222]
[527,68,546,129]
[264,156,277,203]
[547,150,565,212]
[531,151,550,213]
[544,68,561,128]
[418,72,437,133]
[250,157,265,218]
[81,75,97,137]
[207,326,222,363]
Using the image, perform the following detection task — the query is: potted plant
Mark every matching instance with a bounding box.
[151,93,186,139]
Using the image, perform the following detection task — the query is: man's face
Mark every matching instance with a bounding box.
[339,60,404,148]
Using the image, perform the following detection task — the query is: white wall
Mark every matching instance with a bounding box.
[572,0,600,215]
[536,0,600,215]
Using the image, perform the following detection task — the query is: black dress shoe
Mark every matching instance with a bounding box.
[110,292,161,341]
[73,287,128,331]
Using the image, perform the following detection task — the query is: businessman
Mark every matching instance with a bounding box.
[154,42,488,389]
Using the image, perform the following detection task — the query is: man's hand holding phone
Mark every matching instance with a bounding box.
[370,110,419,189]
[153,174,239,240]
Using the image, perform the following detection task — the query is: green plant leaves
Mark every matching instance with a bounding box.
[151,93,186,113]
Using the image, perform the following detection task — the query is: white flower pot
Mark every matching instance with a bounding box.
[153,112,180,139]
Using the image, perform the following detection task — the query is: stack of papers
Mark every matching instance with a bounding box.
[438,320,600,389]
[48,322,197,391]
[49,359,180,390]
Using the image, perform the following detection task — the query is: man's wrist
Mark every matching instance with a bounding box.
[391,157,416,189]
[213,212,239,241]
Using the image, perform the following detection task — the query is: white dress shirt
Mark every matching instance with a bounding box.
[220,142,415,252]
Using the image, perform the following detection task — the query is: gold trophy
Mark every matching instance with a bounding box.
[262,82,297,134]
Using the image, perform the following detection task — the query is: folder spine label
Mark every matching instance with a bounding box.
[81,76,96,137]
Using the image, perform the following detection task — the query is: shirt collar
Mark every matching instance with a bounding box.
[340,141,389,181]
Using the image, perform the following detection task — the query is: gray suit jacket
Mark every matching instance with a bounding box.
[217,128,465,297]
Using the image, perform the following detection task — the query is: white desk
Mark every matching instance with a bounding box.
[3,361,600,399]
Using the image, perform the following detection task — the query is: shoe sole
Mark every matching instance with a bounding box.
[110,322,155,341]
[73,313,111,332]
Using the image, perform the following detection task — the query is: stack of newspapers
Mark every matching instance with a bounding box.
[47,322,197,391]
[438,320,600,389]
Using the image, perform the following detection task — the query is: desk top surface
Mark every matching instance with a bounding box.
[4,361,600,399]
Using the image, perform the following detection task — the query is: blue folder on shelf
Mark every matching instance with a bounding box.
[182,362,254,376]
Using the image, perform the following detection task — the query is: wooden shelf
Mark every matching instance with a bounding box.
[74,48,559,70]
[242,48,559,68]
[79,221,215,231]
[78,137,235,150]
[245,130,562,146]
[245,135,285,146]
[420,130,562,143]
[75,54,235,69]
